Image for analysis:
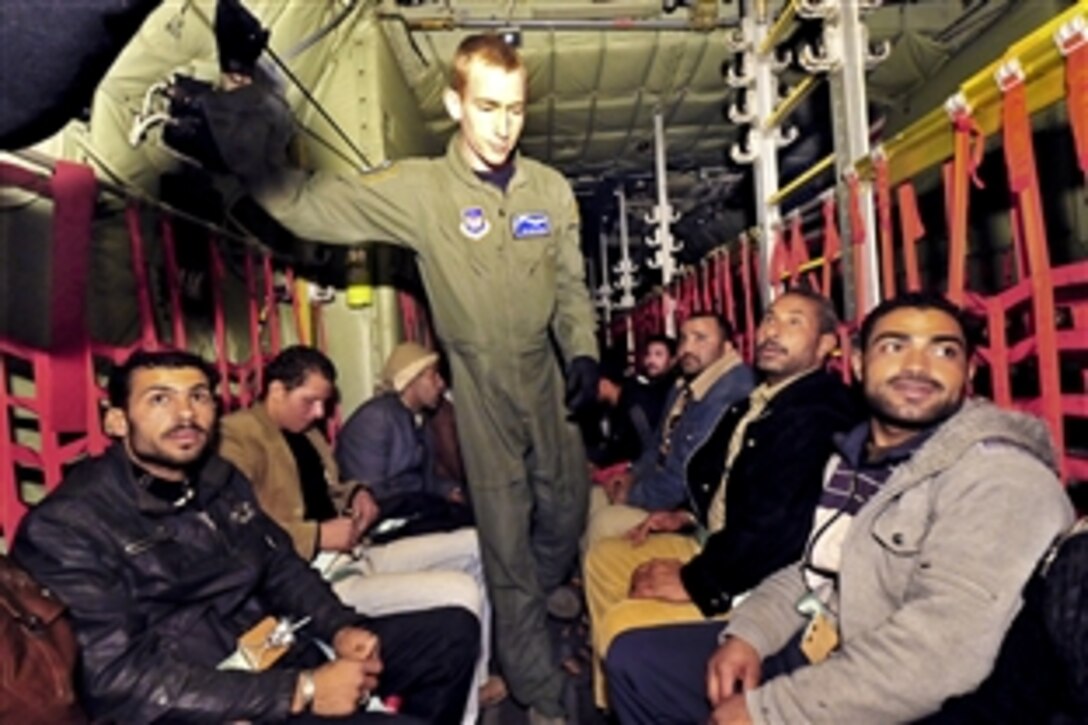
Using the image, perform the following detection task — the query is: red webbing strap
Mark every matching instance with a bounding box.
[821,196,841,298]
[207,238,232,410]
[740,235,756,360]
[677,273,690,321]
[788,213,814,289]
[896,182,925,292]
[846,173,867,318]
[0,161,49,195]
[0,351,20,540]
[1007,202,1029,284]
[284,267,306,344]
[262,254,282,354]
[668,277,681,329]
[687,268,697,315]
[398,291,419,342]
[983,295,1013,408]
[160,217,187,350]
[723,248,737,328]
[124,204,159,348]
[243,250,264,399]
[686,270,697,315]
[634,300,646,347]
[770,225,790,290]
[1061,31,1088,179]
[700,258,712,312]
[947,108,986,304]
[707,252,720,314]
[1001,72,1065,477]
[658,291,668,335]
[874,155,896,297]
[46,162,96,433]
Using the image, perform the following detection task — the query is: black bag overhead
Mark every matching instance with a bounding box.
[0,0,161,149]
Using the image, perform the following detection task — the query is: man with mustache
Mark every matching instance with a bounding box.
[586,287,856,710]
[587,312,755,546]
[12,349,477,723]
[624,334,679,453]
[220,345,494,724]
[606,292,1074,724]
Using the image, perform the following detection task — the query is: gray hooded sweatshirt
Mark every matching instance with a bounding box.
[725,399,1075,723]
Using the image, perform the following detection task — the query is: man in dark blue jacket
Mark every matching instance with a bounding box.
[13,349,477,723]
[336,342,468,507]
[586,313,755,546]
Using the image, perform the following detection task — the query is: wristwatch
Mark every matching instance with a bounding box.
[298,669,316,712]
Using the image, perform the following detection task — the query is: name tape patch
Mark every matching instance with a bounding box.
[511,212,551,239]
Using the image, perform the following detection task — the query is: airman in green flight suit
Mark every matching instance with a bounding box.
[225,34,599,722]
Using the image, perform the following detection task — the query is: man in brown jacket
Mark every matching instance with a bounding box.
[220,345,494,723]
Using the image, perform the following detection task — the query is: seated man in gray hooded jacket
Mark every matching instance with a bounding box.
[606,292,1075,725]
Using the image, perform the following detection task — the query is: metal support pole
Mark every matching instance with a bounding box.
[645,109,681,336]
[614,188,638,310]
[614,187,639,354]
[748,13,783,307]
[597,227,613,344]
[826,0,881,316]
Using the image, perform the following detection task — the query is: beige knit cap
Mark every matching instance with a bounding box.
[382,342,439,393]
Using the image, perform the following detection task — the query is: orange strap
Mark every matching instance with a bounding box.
[947,109,986,304]
[770,225,790,290]
[243,250,264,399]
[160,217,187,350]
[208,237,233,410]
[788,213,814,288]
[821,196,841,298]
[740,237,756,360]
[124,204,160,349]
[846,174,867,316]
[722,249,736,328]
[896,182,925,292]
[1063,33,1088,178]
[1000,69,1065,480]
[262,254,282,354]
[874,155,895,297]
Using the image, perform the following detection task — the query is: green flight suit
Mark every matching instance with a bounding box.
[256,136,596,715]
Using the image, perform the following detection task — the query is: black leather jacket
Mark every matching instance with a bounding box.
[12,444,361,723]
[680,370,861,616]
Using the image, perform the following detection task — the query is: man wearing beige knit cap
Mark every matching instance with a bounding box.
[221,345,497,722]
[337,342,471,523]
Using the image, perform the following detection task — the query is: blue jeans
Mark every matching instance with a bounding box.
[606,622,806,725]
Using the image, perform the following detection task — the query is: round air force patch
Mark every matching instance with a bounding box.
[460,206,490,240]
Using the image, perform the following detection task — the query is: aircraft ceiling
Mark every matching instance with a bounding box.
[370,0,1016,265]
[47,0,1022,289]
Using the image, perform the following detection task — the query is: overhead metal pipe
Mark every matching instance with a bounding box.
[764,75,819,130]
[767,152,834,206]
[379,14,739,33]
[757,0,797,55]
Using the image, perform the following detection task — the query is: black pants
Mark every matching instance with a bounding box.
[283,606,479,725]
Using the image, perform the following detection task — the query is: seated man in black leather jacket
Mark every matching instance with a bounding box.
[12,349,478,724]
